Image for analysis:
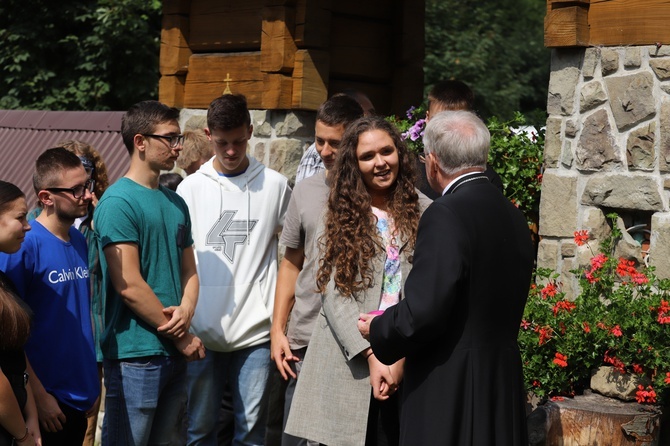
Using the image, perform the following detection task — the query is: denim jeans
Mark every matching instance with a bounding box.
[102,355,187,446]
[186,342,271,446]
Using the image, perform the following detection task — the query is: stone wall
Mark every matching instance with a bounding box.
[540,45,670,298]
[179,108,316,186]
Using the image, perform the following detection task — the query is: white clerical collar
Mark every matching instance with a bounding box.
[442,171,486,196]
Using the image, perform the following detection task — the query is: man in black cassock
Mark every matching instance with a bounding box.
[359,110,534,445]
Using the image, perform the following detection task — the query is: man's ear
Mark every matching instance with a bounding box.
[134,134,147,153]
[204,127,212,140]
[37,190,54,208]
[247,125,253,139]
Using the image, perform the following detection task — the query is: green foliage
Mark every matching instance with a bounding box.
[520,215,670,404]
[387,106,544,225]
[0,0,161,110]
[487,112,544,219]
[424,0,550,126]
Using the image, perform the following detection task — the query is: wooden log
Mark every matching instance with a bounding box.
[527,392,662,445]
[330,0,394,20]
[391,0,424,116]
[262,73,293,109]
[189,0,263,52]
[183,52,293,109]
[329,15,392,82]
[160,14,192,76]
[292,49,329,110]
[294,0,331,49]
[159,75,186,108]
[544,4,589,47]
[260,6,297,74]
[589,0,670,46]
[162,0,191,15]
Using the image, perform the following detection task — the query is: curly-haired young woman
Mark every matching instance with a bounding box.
[285,116,432,446]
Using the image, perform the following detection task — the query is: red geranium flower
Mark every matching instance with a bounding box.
[636,385,657,404]
[610,325,623,337]
[574,230,589,246]
[553,352,568,368]
[541,282,558,299]
[590,253,608,270]
[665,372,670,385]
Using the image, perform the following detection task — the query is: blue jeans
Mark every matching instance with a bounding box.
[102,355,187,446]
[186,342,271,446]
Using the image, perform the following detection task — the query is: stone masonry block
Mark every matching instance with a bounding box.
[650,212,670,279]
[582,174,664,211]
[539,172,578,237]
[537,239,560,271]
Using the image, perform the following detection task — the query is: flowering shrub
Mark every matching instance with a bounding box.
[387,107,544,226]
[519,214,670,404]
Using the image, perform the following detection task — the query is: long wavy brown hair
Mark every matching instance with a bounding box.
[316,116,421,297]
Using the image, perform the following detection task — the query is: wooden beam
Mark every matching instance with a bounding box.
[330,0,394,20]
[294,0,331,48]
[262,73,294,109]
[162,0,191,15]
[184,53,261,108]
[159,75,186,108]
[189,0,263,52]
[589,0,670,46]
[392,0,425,116]
[183,52,293,109]
[160,14,192,76]
[545,3,589,47]
[292,49,329,110]
[329,15,392,82]
[261,6,297,73]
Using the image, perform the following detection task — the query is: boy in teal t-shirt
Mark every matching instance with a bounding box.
[96,177,193,359]
[94,100,205,446]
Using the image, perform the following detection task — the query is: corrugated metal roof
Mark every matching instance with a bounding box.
[0,110,130,210]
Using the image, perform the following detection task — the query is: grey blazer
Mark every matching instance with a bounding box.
[285,193,431,446]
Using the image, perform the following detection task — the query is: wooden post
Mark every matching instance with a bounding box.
[261,6,298,74]
[527,392,662,445]
[544,0,590,47]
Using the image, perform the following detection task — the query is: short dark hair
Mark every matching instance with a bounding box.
[428,80,475,112]
[159,173,184,191]
[0,181,25,214]
[207,94,251,132]
[32,147,84,195]
[316,93,365,128]
[121,100,181,155]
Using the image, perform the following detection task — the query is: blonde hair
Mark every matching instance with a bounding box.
[177,129,213,171]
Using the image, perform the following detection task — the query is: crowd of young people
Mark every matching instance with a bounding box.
[0,79,531,446]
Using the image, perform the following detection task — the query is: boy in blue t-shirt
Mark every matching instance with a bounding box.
[0,147,100,445]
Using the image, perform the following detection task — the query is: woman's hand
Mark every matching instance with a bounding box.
[367,352,398,401]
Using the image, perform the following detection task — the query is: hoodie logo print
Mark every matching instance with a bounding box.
[206,210,257,263]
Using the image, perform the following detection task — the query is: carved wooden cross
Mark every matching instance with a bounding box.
[223,73,233,95]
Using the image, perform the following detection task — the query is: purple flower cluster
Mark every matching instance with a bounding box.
[401,119,426,142]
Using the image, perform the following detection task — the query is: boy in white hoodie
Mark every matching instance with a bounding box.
[177,94,291,445]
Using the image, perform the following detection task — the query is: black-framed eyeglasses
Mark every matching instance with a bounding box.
[46,179,95,199]
[142,133,185,148]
